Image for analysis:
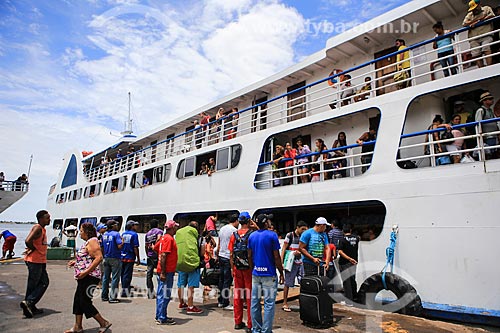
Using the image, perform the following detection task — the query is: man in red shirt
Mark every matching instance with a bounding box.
[154,220,179,325]
[228,212,253,332]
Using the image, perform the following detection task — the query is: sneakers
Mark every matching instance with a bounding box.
[217,303,224,308]
[20,301,33,318]
[234,323,246,330]
[223,305,234,311]
[178,302,188,309]
[186,306,204,314]
[108,299,120,304]
[156,318,176,325]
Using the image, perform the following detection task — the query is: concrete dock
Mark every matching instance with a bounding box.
[0,260,497,333]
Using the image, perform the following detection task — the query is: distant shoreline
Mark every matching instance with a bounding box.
[0,221,35,224]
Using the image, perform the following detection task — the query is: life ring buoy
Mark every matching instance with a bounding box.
[328,69,344,87]
[357,272,423,316]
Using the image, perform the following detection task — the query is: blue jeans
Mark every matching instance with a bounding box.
[438,50,457,77]
[251,275,278,333]
[121,261,135,297]
[102,258,121,301]
[218,257,232,307]
[155,273,174,322]
[25,262,49,306]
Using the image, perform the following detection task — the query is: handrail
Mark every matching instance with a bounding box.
[401,117,500,140]
[0,181,30,192]
[257,141,375,167]
[84,16,500,181]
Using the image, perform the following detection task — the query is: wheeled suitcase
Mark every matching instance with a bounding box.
[299,272,334,327]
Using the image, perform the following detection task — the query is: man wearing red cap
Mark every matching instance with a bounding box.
[463,0,495,67]
[154,220,178,325]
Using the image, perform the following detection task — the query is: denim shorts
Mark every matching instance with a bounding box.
[284,263,303,287]
[177,269,201,288]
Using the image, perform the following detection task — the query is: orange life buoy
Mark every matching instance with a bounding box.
[328,69,344,87]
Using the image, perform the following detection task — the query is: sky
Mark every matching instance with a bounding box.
[0,0,410,221]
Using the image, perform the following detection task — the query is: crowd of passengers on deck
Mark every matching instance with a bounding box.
[270,126,377,186]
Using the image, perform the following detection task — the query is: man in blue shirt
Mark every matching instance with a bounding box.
[121,221,140,298]
[102,220,123,303]
[299,217,331,277]
[248,214,284,333]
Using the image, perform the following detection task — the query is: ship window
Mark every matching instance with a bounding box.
[397,77,499,169]
[254,108,381,189]
[79,217,97,227]
[231,144,242,168]
[126,214,167,233]
[104,177,126,194]
[52,219,63,230]
[131,164,172,188]
[177,145,241,179]
[173,210,239,230]
[64,218,78,229]
[69,189,82,201]
[185,157,195,177]
[100,216,123,231]
[56,193,67,204]
[84,183,101,198]
[216,147,230,171]
[254,200,386,241]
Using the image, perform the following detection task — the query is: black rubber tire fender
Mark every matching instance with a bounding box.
[357,272,423,316]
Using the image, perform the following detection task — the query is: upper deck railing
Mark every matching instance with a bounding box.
[84,17,500,183]
[0,181,29,192]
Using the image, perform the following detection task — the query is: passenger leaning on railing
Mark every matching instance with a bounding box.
[432,21,458,77]
[332,132,348,178]
[283,142,297,185]
[444,114,467,164]
[272,145,285,187]
[356,127,377,173]
[313,139,332,180]
[424,115,451,156]
[0,171,4,190]
[462,0,495,68]
[475,91,498,158]
[295,138,311,184]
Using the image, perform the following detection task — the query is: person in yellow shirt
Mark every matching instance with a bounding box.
[395,39,411,89]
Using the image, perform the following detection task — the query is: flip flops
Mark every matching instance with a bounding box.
[98,322,112,333]
[282,305,292,312]
[64,328,83,333]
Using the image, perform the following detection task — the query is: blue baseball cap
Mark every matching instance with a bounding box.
[238,211,251,221]
[96,224,107,232]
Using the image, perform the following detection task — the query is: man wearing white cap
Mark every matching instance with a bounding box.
[299,217,331,277]
[463,0,495,67]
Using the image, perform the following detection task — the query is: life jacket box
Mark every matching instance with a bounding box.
[299,275,334,327]
[47,246,73,260]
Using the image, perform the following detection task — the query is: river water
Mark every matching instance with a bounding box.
[0,222,35,257]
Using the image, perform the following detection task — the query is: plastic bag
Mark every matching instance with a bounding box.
[460,155,475,163]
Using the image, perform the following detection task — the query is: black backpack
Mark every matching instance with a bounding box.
[232,230,253,270]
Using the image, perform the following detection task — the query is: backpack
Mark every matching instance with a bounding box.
[232,230,253,270]
[176,226,200,272]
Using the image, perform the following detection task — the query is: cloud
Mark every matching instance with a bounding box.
[0,0,306,220]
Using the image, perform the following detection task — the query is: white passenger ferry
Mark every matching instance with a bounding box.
[47,0,500,325]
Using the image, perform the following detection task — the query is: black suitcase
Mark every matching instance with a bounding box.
[299,274,334,326]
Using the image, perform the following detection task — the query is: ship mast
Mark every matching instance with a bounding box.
[121,92,134,136]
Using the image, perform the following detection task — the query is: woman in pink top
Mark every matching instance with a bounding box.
[296,138,311,183]
[283,142,297,185]
[445,114,466,164]
[204,215,218,237]
[66,223,111,333]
